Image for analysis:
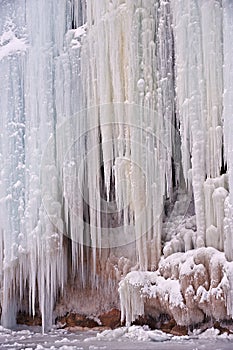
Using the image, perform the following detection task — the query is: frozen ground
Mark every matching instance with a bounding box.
[0,326,233,350]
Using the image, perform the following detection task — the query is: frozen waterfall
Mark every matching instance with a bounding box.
[0,0,233,332]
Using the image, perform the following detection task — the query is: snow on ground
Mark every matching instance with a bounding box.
[0,325,233,350]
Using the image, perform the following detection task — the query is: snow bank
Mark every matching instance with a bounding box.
[84,324,233,344]
[84,325,172,343]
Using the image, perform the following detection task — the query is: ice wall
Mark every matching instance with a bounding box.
[0,0,233,331]
[172,0,224,247]
[223,0,233,262]
[120,0,233,326]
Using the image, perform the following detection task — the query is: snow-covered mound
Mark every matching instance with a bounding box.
[84,326,173,342]
[84,325,233,344]
[119,248,233,326]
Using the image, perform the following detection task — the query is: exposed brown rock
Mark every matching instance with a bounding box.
[170,325,188,336]
[57,313,99,328]
[160,318,176,333]
[56,309,121,330]
[16,312,42,326]
[214,322,232,335]
[133,315,162,330]
[99,308,121,329]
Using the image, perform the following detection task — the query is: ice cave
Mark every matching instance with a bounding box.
[1,0,233,336]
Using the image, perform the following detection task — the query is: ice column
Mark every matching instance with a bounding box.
[223,0,233,261]
[172,0,224,247]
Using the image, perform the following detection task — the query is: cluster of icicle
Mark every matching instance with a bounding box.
[0,0,233,332]
[119,0,233,326]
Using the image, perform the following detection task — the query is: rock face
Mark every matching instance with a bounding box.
[16,312,42,326]
[160,319,176,333]
[56,313,99,328]
[170,325,188,336]
[55,309,121,329]
[99,309,121,329]
[213,321,233,335]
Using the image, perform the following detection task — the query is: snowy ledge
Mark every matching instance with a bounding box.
[0,30,27,61]
[119,247,233,327]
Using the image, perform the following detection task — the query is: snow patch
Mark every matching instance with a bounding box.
[0,30,27,60]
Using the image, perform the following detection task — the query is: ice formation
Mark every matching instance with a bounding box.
[0,0,233,332]
[119,248,233,326]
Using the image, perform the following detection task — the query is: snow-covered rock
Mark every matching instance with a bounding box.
[119,248,233,326]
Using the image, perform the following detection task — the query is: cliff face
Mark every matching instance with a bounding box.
[0,0,233,331]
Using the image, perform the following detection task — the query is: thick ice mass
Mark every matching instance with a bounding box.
[0,0,233,331]
[119,248,233,326]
